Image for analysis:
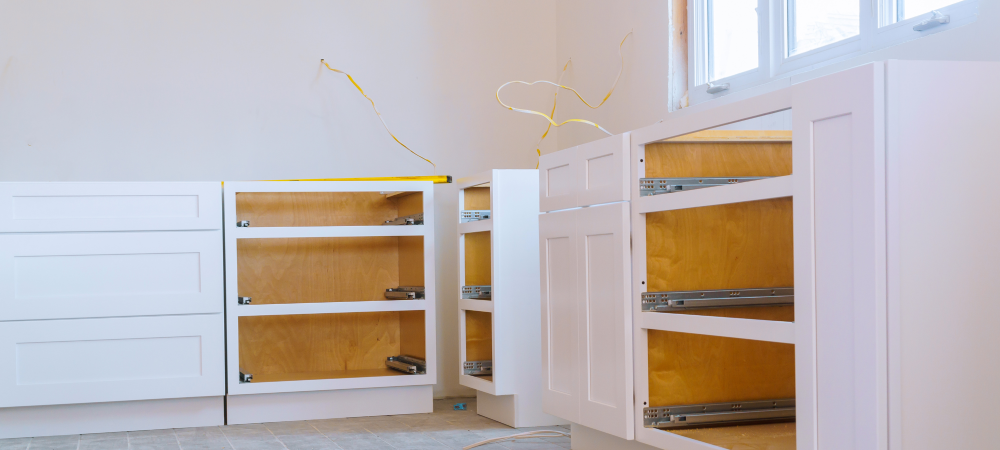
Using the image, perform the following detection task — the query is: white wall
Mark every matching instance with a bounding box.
[0,0,559,399]
[553,0,1000,149]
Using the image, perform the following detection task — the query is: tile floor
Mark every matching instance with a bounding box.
[0,398,571,450]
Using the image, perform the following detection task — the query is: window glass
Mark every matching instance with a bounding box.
[708,0,758,81]
[787,0,859,56]
[898,0,960,20]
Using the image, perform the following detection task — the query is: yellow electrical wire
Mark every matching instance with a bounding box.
[321,59,436,172]
[533,58,572,168]
[496,31,632,140]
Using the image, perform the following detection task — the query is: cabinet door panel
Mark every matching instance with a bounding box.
[0,314,224,408]
[0,231,223,321]
[0,182,221,232]
[539,209,579,422]
[575,203,634,440]
[793,62,885,450]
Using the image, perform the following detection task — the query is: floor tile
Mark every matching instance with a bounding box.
[24,435,80,450]
[0,438,30,450]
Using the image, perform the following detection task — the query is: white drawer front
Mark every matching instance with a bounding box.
[0,231,223,321]
[0,314,224,408]
[539,133,629,212]
[0,182,221,232]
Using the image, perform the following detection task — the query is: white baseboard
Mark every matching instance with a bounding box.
[571,423,659,450]
[226,385,433,425]
[0,396,223,439]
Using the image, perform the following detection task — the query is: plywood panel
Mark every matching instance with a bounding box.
[237,237,399,304]
[646,198,793,292]
[238,313,401,379]
[647,330,795,407]
[463,187,491,210]
[464,231,491,286]
[670,422,795,450]
[399,310,426,360]
[645,130,792,179]
[235,192,401,227]
[465,310,493,362]
[398,236,425,287]
[394,192,424,217]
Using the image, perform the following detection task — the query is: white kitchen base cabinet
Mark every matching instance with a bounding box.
[626,60,1000,450]
[457,170,565,427]
[538,134,635,440]
[0,182,225,439]
[223,181,436,423]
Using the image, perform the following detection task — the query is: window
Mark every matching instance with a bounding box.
[894,0,963,21]
[686,0,978,106]
[787,0,860,56]
[708,0,759,81]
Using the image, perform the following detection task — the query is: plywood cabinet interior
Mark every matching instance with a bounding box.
[645,198,794,322]
[235,191,423,227]
[238,311,425,383]
[237,236,424,304]
[224,180,435,424]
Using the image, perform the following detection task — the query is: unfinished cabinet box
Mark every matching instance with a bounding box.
[456,170,564,427]
[632,118,801,449]
[224,181,435,424]
[0,182,225,439]
[538,134,635,440]
[626,61,1000,450]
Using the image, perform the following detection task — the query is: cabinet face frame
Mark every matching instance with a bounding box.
[223,181,436,396]
[629,63,887,450]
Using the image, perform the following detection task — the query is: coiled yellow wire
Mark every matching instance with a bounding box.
[496,30,633,152]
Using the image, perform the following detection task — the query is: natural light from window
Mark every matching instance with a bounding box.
[787,0,859,56]
[709,0,758,81]
[898,0,960,20]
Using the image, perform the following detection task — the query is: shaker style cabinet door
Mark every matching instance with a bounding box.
[575,202,634,440]
[539,208,580,423]
[539,202,634,439]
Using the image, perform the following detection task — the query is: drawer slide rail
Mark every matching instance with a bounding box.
[644,399,795,429]
[461,210,491,223]
[463,360,493,376]
[642,287,793,312]
[384,213,424,225]
[461,285,492,300]
[385,286,426,300]
[639,177,770,197]
[387,355,427,374]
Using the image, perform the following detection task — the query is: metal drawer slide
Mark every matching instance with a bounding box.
[642,287,793,312]
[644,399,795,429]
[461,210,490,223]
[462,285,491,300]
[639,177,770,197]
[463,360,492,376]
[384,213,424,225]
[385,286,425,300]
[386,355,427,374]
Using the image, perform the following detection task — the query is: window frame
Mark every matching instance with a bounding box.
[686,0,979,107]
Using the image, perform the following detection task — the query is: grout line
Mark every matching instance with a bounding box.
[219,426,237,450]
[76,434,81,450]
[262,424,290,450]
[172,429,183,450]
